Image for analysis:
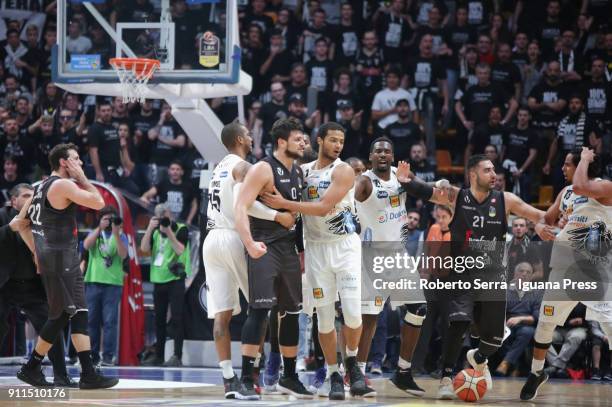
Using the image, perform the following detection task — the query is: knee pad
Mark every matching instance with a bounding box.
[40,313,70,343]
[71,310,88,335]
[241,307,269,345]
[278,311,299,347]
[534,320,556,347]
[402,303,427,327]
[342,306,362,330]
[316,303,336,334]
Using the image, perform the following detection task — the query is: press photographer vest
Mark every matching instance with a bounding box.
[150,223,191,284]
[84,231,125,286]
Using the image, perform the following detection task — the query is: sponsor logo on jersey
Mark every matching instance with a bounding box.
[488,206,496,217]
[219,171,228,178]
[574,196,588,205]
[543,305,554,316]
[377,211,388,223]
[308,186,319,199]
[377,190,389,199]
[464,194,470,203]
[313,288,324,299]
[389,195,400,207]
[277,167,284,175]
[319,181,330,189]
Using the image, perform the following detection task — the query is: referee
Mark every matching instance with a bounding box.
[0,184,75,387]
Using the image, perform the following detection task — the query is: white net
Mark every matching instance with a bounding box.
[110,59,160,103]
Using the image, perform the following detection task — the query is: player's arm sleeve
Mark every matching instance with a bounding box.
[233,183,277,221]
[400,178,434,201]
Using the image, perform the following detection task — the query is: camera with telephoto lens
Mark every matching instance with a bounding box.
[160,217,171,227]
[169,261,186,279]
[112,216,123,226]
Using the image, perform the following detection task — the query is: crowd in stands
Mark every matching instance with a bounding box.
[0,0,610,379]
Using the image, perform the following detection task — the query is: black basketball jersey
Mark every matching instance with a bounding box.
[449,188,507,263]
[250,155,303,244]
[28,176,79,256]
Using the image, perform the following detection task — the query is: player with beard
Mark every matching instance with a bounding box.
[234,118,312,400]
[262,122,374,400]
[12,143,117,389]
[520,147,612,400]
[355,136,427,396]
[202,122,296,399]
[397,154,553,399]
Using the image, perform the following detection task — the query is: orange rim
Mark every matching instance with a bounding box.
[109,57,160,78]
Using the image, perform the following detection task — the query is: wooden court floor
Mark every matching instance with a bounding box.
[0,365,610,406]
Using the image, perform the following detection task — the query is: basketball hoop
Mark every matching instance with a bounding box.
[109,58,160,103]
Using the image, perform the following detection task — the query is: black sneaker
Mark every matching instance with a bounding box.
[345,356,376,397]
[237,377,260,400]
[520,372,549,401]
[79,370,119,389]
[16,365,53,387]
[591,369,602,381]
[53,373,79,388]
[391,368,425,397]
[329,372,345,400]
[223,375,241,399]
[277,375,314,399]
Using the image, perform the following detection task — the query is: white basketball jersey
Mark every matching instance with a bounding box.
[557,182,612,248]
[302,158,358,242]
[356,168,409,242]
[206,154,243,230]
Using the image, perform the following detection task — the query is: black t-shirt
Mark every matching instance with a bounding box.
[32,130,61,174]
[132,112,159,163]
[556,113,598,159]
[354,48,385,96]
[151,120,185,166]
[376,13,410,64]
[460,83,509,125]
[528,81,568,129]
[179,147,208,192]
[88,121,120,168]
[491,61,521,97]
[333,23,362,67]
[258,102,288,146]
[216,96,239,125]
[243,12,274,35]
[555,51,583,77]
[264,49,295,83]
[242,45,269,98]
[582,80,611,130]
[444,25,477,69]
[505,126,538,167]
[305,58,334,92]
[285,84,308,103]
[406,55,447,89]
[0,135,35,177]
[470,122,508,155]
[511,51,529,71]
[532,20,563,59]
[410,159,436,183]
[156,179,196,223]
[384,121,423,161]
[0,175,26,207]
[338,120,362,160]
[325,91,362,122]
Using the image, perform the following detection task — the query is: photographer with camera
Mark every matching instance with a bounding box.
[82,205,128,366]
[140,203,191,367]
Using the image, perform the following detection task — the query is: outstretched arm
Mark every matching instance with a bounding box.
[504,192,556,240]
[573,147,612,199]
[544,187,565,227]
[396,161,460,209]
[354,174,373,203]
[261,164,354,216]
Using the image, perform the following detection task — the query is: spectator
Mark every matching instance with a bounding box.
[484,144,502,172]
[35,82,63,118]
[545,303,588,379]
[371,66,417,134]
[305,37,333,92]
[477,34,495,65]
[111,97,131,128]
[0,115,34,178]
[494,168,507,192]
[489,13,512,47]
[287,93,320,136]
[147,102,187,185]
[404,208,424,256]
[532,0,563,59]
[39,27,56,86]
[374,0,411,65]
[544,94,599,194]
[274,8,299,52]
[495,262,542,377]
[14,96,35,134]
[582,58,611,133]
[252,81,288,158]
[520,41,545,106]
[0,156,26,207]
[28,114,59,176]
[464,105,508,175]
[511,31,530,70]
[354,30,385,110]
[384,98,423,161]
[180,138,207,193]
[301,8,334,62]
[588,321,612,381]
[555,30,583,82]
[0,75,33,108]
[414,5,452,59]
[242,0,274,35]
[57,108,84,148]
[332,2,361,67]
[456,46,480,99]
[242,24,268,99]
[260,30,295,85]
[141,160,198,225]
[504,107,538,202]
[324,68,361,123]
[82,205,128,366]
[21,25,42,94]
[335,100,362,160]
[491,42,522,102]
[87,101,121,183]
[66,21,92,55]
[409,143,435,182]
[506,217,545,280]
[346,157,366,177]
[3,29,29,83]
[528,60,568,149]
[285,63,309,102]
[140,203,191,367]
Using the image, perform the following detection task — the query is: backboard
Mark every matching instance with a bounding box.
[54,0,239,86]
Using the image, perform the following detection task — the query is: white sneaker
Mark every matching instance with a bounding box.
[437,376,455,399]
[315,377,331,397]
[296,358,307,372]
[466,349,493,390]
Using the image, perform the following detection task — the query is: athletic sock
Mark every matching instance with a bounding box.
[78,351,96,376]
[219,360,234,380]
[254,352,262,369]
[357,361,366,374]
[241,356,255,380]
[327,363,339,378]
[473,350,487,365]
[531,358,545,375]
[283,356,296,377]
[25,350,44,369]
[345,347,358,358]
[398,357,411,370]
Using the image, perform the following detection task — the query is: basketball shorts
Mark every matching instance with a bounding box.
[248,238,302,313]
[202,228,248,318]
[305,234,361,311]
[38,248,86,320]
